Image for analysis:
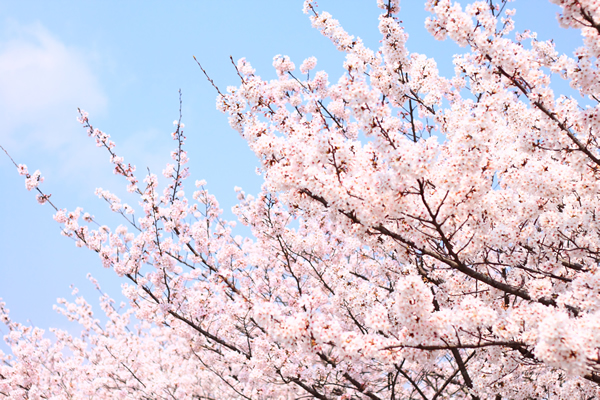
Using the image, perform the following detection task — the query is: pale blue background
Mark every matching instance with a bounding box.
[0,1,578,345]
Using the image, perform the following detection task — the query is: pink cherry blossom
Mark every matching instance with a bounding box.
[4,1,600,399]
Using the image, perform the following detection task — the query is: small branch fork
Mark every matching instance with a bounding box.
[1,145,59,211]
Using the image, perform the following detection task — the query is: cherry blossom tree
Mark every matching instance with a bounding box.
[3,0,600,398]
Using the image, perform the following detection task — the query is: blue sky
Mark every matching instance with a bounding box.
[0,1,579,342]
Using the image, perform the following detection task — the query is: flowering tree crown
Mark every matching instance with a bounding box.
[2,0,600,398]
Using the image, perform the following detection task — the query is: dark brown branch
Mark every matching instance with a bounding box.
[317,352,383,400]
[493,64,600,167]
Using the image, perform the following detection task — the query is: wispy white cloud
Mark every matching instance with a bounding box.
[0,21,112,194]
[0,21,107,152]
